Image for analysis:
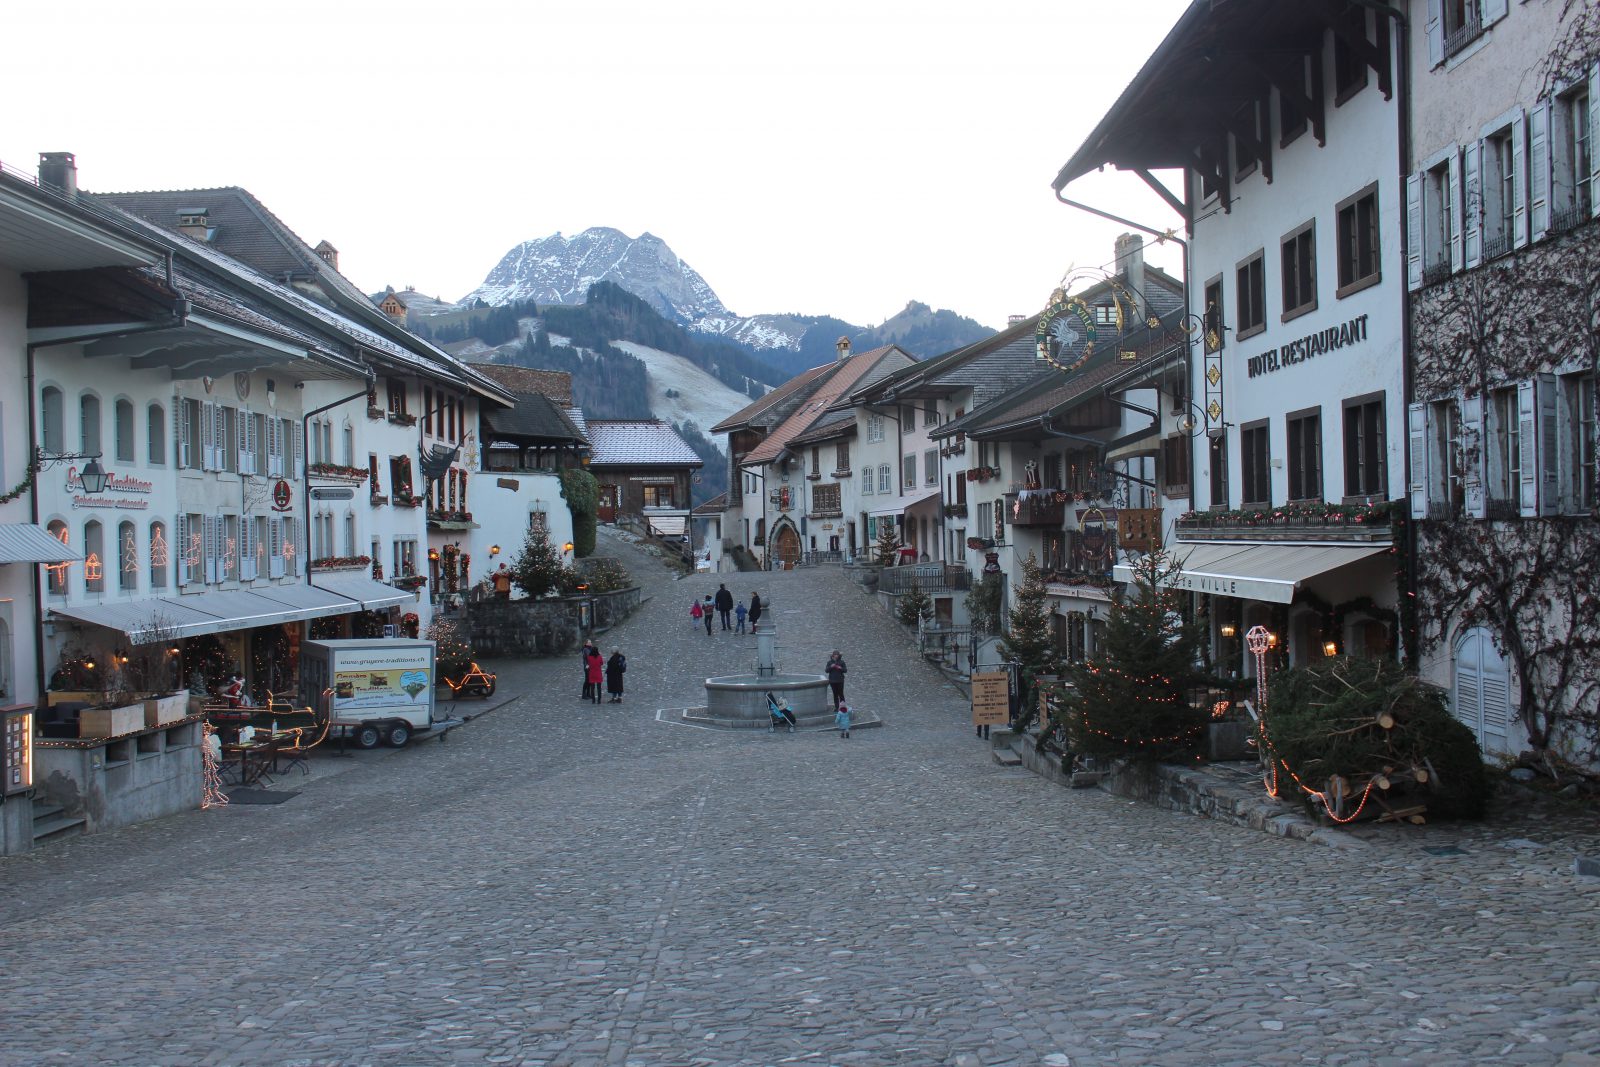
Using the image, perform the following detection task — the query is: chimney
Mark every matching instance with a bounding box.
[1114,233,1146,316]
[38,152,77,196]
[313,240,339,271]
[835,336,851,362]
[176,208,214,243]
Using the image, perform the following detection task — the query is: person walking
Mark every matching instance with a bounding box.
[748,592,763,632]
[734,600,748,634]
[584,645,604,705]
[605,648,627,703]
[689,598,704,629]
[702,595,715,635]
[835,701,852,739]
[714,583,734,630]
[824,651,847,706]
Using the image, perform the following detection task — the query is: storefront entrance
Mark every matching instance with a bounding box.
[772,524,801,570]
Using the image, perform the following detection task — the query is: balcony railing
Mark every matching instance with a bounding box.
[878,563,971,594]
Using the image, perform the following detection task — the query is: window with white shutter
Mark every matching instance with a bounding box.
[270,517,285,579]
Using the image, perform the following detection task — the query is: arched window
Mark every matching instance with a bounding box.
[83,519,104,593]
[148,403,166,465]
[80,394,102,457]
[41,387,63,454]
[149,521,168,589]
[878,464,891,494]
[119,520,137,590]
[45,520,68,595]
[115,399,135,462]
[861,468,873,496]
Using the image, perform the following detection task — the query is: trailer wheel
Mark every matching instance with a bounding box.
[352,723,382,750]
[385,722,411,748]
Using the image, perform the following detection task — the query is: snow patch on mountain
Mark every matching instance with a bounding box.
[611,341,744,450]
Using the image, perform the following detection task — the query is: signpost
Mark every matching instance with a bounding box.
[971,671,1010,727]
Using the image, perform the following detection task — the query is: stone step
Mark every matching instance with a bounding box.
[32,811,86,843]
[992,749,1022,767]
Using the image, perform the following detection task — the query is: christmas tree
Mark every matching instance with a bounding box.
[873,521,901,566]
[1000,552,1060,720]
[896,575,933,626]
[1054,549,1208,763]
[510,528,576,598]
[427,617,474,677]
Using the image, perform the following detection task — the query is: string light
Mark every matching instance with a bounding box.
[84,552,102,582]
[121,530,139,573]
[150,526,168,567]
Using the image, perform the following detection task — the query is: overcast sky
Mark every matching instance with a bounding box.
[7,0,1192,332]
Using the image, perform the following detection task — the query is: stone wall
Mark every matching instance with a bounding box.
[462,586,643,658]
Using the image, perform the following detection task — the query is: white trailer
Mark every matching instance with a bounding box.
[300,638,438,749]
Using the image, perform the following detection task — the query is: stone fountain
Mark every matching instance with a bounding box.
[699,621,834,727]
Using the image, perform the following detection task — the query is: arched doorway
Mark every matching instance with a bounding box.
[1453,627,1514,757]
[772,523,801,570]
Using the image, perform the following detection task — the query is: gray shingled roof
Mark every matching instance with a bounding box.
[483,392,586,442]
[585,421,702,467]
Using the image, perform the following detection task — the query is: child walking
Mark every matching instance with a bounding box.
[835,701,852,739]
[734,600,748,634]
[689,598,704,629]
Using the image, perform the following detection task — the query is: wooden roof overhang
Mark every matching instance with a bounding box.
[1052,0,1392,213]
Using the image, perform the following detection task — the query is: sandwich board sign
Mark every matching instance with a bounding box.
[971,671,1010,726]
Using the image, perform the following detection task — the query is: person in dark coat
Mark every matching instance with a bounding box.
[584,645,604,705]
[824,651,847,706]
[714,584,734,630]
[605,649,627,703]
[702,594,715,635]
[748,592,763,632]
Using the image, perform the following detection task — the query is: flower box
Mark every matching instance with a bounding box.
[143,689,191,729]
[369,494,389,506]
[388,412,418,427]
[367,405,386,420]
[80,702,144,739]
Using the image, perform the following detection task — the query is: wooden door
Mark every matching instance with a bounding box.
[597,484,618,523]
[773,524,801,570]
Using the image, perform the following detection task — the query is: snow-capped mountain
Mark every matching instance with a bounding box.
[462,227,730,327]
[457,227,996,370]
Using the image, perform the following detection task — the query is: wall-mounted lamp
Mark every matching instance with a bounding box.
[489,545,500,556]
[427,548,440,562]
[562,542,574,554]
[1266,632,1279,649]
[1219,623,1237,638]
[1322,640,1339,657]
[37,447,108,494]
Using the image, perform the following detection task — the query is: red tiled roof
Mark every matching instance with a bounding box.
[742,346,897,465]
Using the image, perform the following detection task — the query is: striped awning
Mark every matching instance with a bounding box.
[0,524,78,564]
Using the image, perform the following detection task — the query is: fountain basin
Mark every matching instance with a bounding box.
[704,672,833,725]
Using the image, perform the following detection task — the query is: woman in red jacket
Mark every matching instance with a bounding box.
[584,646,604,705]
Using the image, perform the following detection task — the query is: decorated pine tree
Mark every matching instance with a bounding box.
[873,521,901,566]
[897,575,933,626]
[1000,552,1060,710]
[427,617,474,677]
[510,528,575,599]
[1054,549,1208,763]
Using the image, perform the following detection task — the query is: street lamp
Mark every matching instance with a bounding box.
[37,448,109,494]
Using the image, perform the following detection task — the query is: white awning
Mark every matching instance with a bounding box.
[307,574,417,611]
[1113,541,1390,604]
[0,523,79,564]
[866,487,941,517]
[49,583,363,644]
[648,517,687,536]
[1105,432,1161,463]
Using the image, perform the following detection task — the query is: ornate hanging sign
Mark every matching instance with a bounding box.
[272,480,293,512]
[1034,289,1099,374]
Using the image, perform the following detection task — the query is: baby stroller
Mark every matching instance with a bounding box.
[766,691,798,733]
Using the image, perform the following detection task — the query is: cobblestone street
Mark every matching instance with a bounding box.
[2,530,1598,1067]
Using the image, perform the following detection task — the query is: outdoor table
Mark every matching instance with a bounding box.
[220,735,284,786]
